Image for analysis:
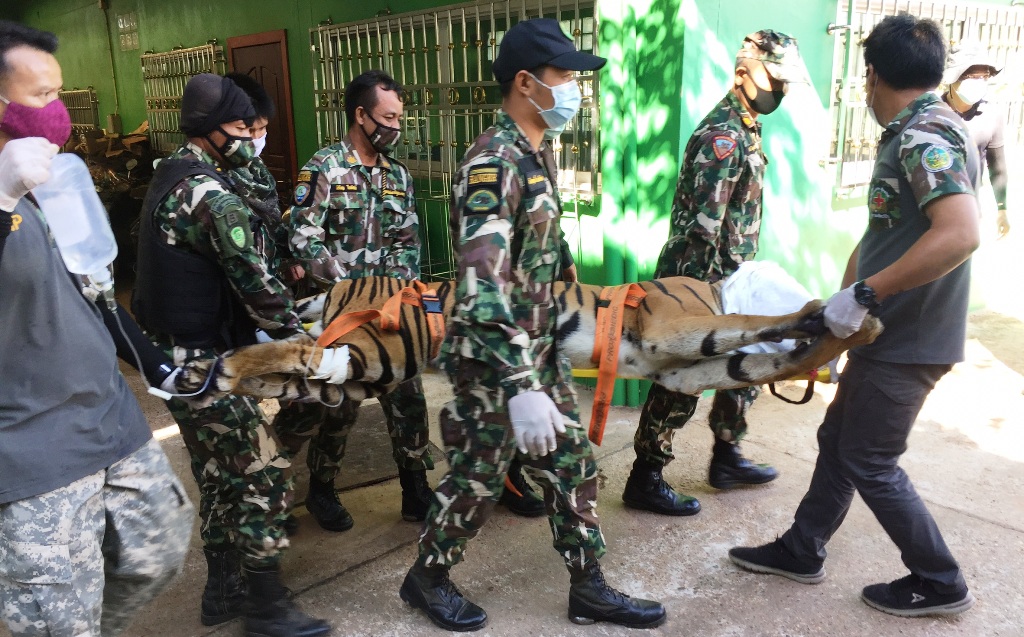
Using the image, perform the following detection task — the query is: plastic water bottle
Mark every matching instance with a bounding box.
[32,154,118,299]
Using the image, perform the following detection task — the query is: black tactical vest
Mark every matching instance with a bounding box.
[132,159,257,350]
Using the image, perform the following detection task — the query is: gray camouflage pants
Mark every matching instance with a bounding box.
[0,438,193,636]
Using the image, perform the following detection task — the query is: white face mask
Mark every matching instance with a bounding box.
[953,78,988,106]
[252,134,267,157]
[527,73,583,137]
[866,72,880,126]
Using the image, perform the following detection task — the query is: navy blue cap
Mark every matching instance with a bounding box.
[492,18,607,83]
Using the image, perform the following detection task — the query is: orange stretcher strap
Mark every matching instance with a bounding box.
[588,283,647,446]
[317,280,446,359]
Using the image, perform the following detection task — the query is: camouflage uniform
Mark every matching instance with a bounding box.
[149,142,303,567]
[417,111,605,571]
[0,439,193,636]
[635,91,767,466]
[277,135,432,480]
[232,156,290,261]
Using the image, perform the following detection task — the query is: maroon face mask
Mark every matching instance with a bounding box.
[0,96,72,146]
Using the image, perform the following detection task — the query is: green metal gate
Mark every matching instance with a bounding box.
[828,0,1024,199]
[309,0,600,281]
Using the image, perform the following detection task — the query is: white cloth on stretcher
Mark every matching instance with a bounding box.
[719,261,815,355]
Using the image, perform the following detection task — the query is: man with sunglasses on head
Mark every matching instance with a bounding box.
[624,30,809,516]
[941,40,1010,238]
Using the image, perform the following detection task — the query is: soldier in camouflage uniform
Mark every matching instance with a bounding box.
[731,15,978,618]
[133,74,330,637]
[281,70,435,533]
[1,22,192,636]
[624,30,810,515]
[398,19,666,632]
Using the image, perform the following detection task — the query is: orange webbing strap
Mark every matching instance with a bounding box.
[588,283,647,446]
[316,309,383,347]
[318,280,446,359]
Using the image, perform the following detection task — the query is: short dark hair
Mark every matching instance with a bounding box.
[0,21,58,84]
[863,14,945,90]
[344,70,401,126]
[225,72,276,121]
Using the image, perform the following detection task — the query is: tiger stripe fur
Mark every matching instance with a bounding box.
[177,275,882,406]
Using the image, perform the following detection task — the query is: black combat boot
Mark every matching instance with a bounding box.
[568,563,667,628]
[399,468,434,522]
[708,438,778,489]
[200,546,247,626]
[621,458,701,516]
[243,565,331,637]
[399,559,487,632]
[497,461,546,517]
[305,477,354,532]
[282,514,300,537]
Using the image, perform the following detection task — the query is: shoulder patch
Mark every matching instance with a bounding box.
[712,135,738,161]
[462,164,504,215]
[465,188,500,214]
[211,201,254,257]
[293,169,320,206]
[921,145,953,173]
[467,166,501,186]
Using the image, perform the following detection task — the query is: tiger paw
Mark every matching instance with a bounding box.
[177,356,235,399]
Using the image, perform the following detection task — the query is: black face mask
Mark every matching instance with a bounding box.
[361,113,401,154]
[745,81,785,115]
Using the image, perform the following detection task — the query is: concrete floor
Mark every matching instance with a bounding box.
[97,314,1024,636]
[5,222,1022,637]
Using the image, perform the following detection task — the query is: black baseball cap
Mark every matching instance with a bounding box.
[492,18,607,83]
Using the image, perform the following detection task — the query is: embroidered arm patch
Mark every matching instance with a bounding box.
[463,165,503,215]
[211,200,253,258]
[712,135,738,160]
[293,169,320,206]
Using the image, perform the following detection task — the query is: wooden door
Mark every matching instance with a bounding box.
[227,30,298,200]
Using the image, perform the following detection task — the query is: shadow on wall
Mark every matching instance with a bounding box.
[600,0,860,298]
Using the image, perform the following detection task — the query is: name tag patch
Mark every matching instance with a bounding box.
[331,183,360,193]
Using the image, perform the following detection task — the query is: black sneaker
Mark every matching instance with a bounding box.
[728,538,825,585]
[861,574,975,617]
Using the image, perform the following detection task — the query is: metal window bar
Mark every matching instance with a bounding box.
[310,0,598,281]
[59,88,100,132]
[141,43,225,154]
[830,0,1024,194]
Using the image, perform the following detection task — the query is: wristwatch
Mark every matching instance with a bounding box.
[853,280,880,310]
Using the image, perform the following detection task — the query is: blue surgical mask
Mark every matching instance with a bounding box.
[527,73,582,137]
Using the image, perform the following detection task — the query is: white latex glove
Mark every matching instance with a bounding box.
[507,390,566,457]
[0,137,59,210]
[823,285,868,339]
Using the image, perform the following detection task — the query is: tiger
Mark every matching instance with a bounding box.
[176,274,882,407]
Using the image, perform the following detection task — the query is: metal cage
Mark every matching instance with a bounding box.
[59,88,101,133]
[141,43,226,154]
[310,0,599,280]
[829,0,1024,195]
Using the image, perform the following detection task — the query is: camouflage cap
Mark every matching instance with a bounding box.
[943,39,1002,85]
[735,29,810,84]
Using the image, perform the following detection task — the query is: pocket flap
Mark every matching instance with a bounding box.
[0,540,73,584]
